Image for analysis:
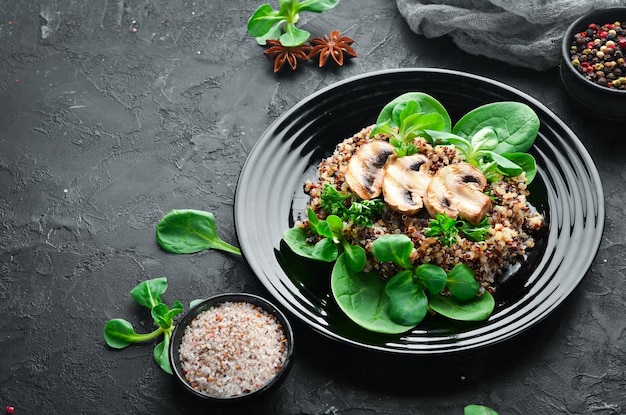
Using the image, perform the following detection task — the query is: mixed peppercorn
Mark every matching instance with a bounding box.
[569,21,626,90]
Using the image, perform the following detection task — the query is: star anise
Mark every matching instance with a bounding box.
[264,39,312,73]
[309,30,357,67]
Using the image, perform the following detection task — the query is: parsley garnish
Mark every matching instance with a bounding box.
[424,213,490,246]
[320,184,384,227]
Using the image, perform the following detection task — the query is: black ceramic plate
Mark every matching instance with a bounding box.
[234,69,604,354]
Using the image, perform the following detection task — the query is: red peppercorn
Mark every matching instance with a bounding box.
[600,31,608,39]
[5,407,14,414]
[618,38,626,49]
[588,23,597,30]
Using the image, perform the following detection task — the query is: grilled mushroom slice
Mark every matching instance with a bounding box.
[345,141,396,199]
[424,163,491,226]
[382,154,432,214]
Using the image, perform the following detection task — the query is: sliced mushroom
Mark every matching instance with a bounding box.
[345,141,396,200]
[382,154,432,214]
[424,163,491,226]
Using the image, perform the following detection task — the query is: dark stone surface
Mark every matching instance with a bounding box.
[0,1,623,414]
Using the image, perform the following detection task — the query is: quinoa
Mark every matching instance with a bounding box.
[301,125,544,291]
[179,301,288,398]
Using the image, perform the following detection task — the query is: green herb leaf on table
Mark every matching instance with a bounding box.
[464,405,499,415]
[247,0,340,47]
[156,209,241,256]
[130,276,167,309]
[103,319,162,349]
[152,301,184,330]
[103,277,184,374]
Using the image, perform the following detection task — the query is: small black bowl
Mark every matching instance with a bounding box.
[560,7,626,120]
[169,293,295,405]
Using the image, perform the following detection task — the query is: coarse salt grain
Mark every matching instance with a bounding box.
[179,301,287,398]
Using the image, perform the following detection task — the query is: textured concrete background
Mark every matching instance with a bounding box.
[0,0,624,414]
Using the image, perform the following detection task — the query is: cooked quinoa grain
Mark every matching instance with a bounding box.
[179,302,287,398]
[301,126,544,290]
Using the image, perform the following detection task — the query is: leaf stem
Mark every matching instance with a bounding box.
[212,239,242,256]
[133,327,164,343]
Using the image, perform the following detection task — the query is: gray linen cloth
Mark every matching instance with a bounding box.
[396,0,625,70]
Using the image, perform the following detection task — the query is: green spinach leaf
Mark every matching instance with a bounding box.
[156,209,241,255]
[415,264,447,295]
[464,405,499,415]
[103,319,162,349]
[446,263,480,301]
[283,227,338,262]
[376,92,452,132]
[429,291,495,322]
[372,92,451,157]
[342,240,367,272]
[502,152,537,183]
[371,234,414,269]
[385,270,429,326]
[331,254,415,334]
[452,102,539,154]
[130,277,167,309]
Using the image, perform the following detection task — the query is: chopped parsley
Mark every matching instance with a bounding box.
[424,213,490,246]
[320,184,384,227]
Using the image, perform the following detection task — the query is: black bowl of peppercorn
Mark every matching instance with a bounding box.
[560,7,626,120]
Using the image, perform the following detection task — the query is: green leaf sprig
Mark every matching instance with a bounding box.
[370,94,539,183]
[320,184,384,227]
[283,207,366,272]
[465,405,499,415]
[247,0,340,46]
[282,93,542,334]
[371,234,494,326]
[426,102,539,183]
[103,277,183,374]
[370,92,451,157]
[156,209,241,256]
[424,213,491,246]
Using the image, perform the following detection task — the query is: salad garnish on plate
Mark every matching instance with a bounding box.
[283,92,544,334]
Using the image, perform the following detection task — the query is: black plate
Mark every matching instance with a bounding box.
[234,69,604,354]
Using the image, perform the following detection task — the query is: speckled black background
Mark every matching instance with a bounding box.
[1,1,625,414]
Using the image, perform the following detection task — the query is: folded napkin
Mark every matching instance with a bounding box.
[396,0,624,70]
